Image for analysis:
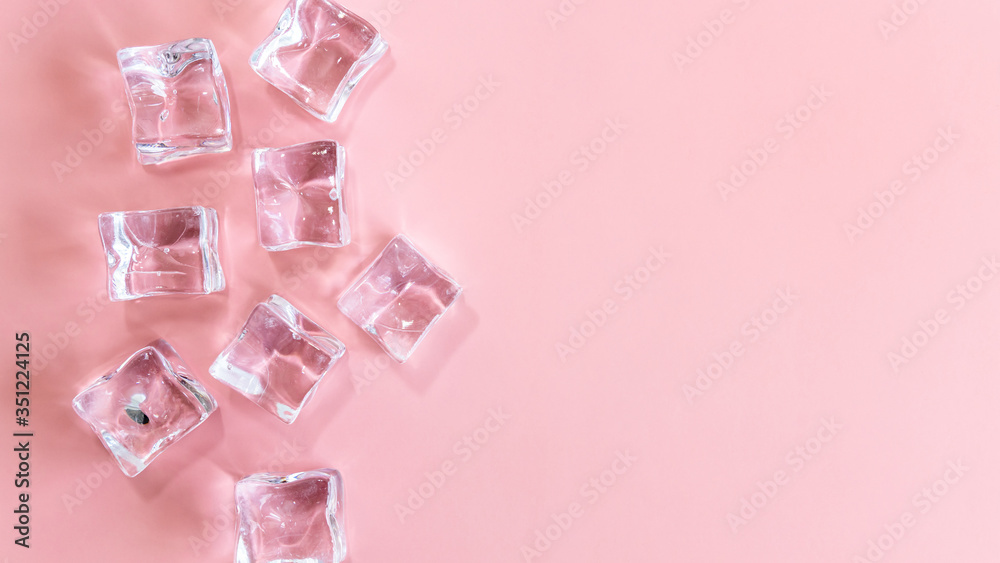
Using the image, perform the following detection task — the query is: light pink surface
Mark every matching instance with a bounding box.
[1,0,999,562]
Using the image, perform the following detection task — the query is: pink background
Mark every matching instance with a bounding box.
[2,0,999,561]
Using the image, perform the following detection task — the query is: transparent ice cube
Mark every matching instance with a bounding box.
[249,0,388,122]
[210,295,346,424]
[337,235,462,362]
[235,469,346,563]
[98,206,225,301]
[71,339,217,477]
[253,141,350,251]
[117,37,232,164]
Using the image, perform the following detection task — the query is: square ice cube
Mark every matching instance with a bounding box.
[210,295,346,423]
[249,0,388,122]
[71,340,217,477]
[337,234,462,362]
[98,206,225,301]
[235,469,346,563]
[117,37,232,164]
[253,141,350,251]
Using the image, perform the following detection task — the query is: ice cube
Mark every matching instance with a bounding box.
[117,37,232,164]
[249,0,388,122]
[337,235,462,362]
[210,295,346,423]
[235,468,346,563]
[98,206,225,301]
[71,340,217,477]
[253,141,350,251]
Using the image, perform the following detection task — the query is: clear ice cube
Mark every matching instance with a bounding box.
[337,234,462,362]
[210,295,346,423]
[235,468,346,563]
[98,206,225,301]
[249,0,388,122]
[117,37,232,164]
[71,340,217,477]
[253,141,350,251]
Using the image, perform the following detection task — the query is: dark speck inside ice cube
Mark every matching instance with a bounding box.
[126,407,150,425]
